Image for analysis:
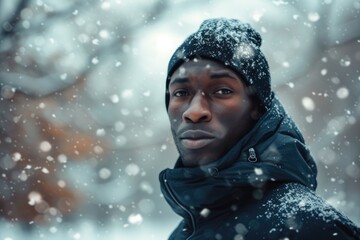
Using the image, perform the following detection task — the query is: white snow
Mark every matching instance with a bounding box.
[39,141,52,152]
[301,97,315,111]
[336,87,349,99]
[263,184,342,225]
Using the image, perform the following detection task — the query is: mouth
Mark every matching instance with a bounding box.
[180,138,215,149]
[179,130,215,150]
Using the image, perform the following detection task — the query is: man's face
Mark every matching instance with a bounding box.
[167,58,258,167]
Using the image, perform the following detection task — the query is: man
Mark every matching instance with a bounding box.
[159,18,360,239]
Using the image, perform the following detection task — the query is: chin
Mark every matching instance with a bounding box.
[180,152,219,167]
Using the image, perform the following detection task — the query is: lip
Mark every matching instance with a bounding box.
[179,130,215,149]
[181,138,215,149]
[180,130,215,139]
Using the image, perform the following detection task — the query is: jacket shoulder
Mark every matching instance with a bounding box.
[259,183,360,239]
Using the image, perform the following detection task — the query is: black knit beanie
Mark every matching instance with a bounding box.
[165,18,272,110]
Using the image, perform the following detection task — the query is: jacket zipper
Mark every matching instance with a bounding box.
[162,172,196,240]
[248,147,258,162]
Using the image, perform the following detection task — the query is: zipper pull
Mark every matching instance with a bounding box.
[248,148,257,162]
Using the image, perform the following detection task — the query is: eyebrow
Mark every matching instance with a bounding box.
[169,77,189,85]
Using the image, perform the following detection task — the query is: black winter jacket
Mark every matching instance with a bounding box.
[159,97,360,239]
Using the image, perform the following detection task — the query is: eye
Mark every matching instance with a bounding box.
[214,88,233,95]
[172,89,189,97]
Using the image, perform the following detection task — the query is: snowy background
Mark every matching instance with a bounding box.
[0,0,359,239]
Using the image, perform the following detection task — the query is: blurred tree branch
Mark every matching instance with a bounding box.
[0,0,169,225]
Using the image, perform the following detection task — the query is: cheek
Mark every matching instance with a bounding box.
[214,99,252,131]
[215,98,251,118]
[168,105,183,127]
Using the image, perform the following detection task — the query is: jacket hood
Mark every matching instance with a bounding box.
[159,94,317,215]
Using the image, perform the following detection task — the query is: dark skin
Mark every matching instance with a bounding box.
[168,58,261,167]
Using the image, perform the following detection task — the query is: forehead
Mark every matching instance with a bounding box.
[169,58,245,88]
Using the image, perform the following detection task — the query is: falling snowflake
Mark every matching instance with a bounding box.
[302,97,315,111]
[128,213,143,225]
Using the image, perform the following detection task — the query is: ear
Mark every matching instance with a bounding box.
[250,108,261,120]
[249,96,264,121]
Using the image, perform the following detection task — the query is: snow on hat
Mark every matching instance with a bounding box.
[165,18,272,109]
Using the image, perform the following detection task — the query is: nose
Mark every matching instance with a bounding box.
[183,92,211,123]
